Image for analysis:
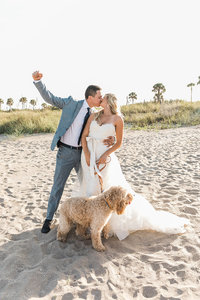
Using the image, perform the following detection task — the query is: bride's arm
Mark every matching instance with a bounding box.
[81,114,95,166]
[97,116,124,167]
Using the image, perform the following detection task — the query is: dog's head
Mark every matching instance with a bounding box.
[104,186,133,215]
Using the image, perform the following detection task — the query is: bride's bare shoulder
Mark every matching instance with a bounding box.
[114,114,124,125]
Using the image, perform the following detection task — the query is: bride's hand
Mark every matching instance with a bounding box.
[96,154,107,168]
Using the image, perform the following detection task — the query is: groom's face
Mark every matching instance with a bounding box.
[91,90,102,107]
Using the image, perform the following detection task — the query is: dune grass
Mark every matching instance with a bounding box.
[0,109,61,135]
[0,101,200,135]
[121,100,200,130]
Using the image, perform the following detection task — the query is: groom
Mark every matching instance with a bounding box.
[32,71,114,233]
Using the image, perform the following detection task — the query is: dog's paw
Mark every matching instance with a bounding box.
[94,245,105,252]
[83,233,91,240]
[77,234,91,241]
[103,232,109,239]
[103,231,114,239]
[57,233,67,242]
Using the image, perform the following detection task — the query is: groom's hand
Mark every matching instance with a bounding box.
[32,71,43,81]
[103,136,115,147]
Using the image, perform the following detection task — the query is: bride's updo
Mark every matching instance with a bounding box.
[95,93,120,122]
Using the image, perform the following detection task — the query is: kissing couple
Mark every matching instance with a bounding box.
[32,71,189,240]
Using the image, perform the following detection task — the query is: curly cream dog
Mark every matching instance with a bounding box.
[57,186,133,251]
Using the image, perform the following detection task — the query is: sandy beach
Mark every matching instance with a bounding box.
[0,126,199,300]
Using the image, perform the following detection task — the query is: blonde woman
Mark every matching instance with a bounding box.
[80,94,189,240]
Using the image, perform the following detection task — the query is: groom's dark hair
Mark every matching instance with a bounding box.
[85,85,101,99]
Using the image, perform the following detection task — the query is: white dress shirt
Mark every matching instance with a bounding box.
[61,100,90,147]
[34,80,90,146]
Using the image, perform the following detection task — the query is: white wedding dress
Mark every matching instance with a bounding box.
[78,120,190,240]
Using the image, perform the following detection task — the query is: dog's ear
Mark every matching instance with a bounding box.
[117,199,126,215]
[126,193,133,204]
[105,186,119,202]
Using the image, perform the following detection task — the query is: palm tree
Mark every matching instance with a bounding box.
[30,99,37,110]
[41,103,47,109]
[7,98,14,110]
[19,97,27,109]
[127,92,137,104]
[187,83,195,102]
[0,98,4,110]
[152,83,166,103]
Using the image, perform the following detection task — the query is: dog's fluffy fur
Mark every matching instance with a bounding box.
[57,186,133,251]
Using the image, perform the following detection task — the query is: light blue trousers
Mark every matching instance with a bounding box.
[46,145,81,220]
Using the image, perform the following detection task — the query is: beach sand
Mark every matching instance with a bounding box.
[0,126,199,300]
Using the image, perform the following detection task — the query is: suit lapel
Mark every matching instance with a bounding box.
[70,100,84,124]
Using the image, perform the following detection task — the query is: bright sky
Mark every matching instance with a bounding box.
[0,0,200,109]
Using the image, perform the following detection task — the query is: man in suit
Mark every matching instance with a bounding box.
[32,71,114,233]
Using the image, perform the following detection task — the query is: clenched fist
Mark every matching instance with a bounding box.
[32,70,43,81]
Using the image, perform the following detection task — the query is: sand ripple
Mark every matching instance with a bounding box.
[0,127,199,299]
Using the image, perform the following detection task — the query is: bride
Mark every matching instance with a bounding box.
[79,93,190,240]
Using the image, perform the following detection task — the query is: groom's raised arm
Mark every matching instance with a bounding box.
[32,71,73,109]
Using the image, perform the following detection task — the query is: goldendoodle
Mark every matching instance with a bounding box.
[57,186,133,251]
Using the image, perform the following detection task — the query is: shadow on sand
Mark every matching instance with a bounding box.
[0,224,179,300]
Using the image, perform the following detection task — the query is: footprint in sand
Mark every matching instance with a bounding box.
[184,206,197,215]
[78,290,89,299]
[142,286,158,298]
[162,262,185,273]
[151,263,160,272]
[62,293,73,300]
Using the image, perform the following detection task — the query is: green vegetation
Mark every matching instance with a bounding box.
[19,97,28,109]
[187,83,195,102]
[0,100,200,135]
[0,98,4,110]
[6,98,14,110]
[121,100,200,130]
[0,109,61,135]
[30,99,37,110]
[152,83,166,103]
[126,92,137,105]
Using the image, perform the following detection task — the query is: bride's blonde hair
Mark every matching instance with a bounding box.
[95,93,121,122]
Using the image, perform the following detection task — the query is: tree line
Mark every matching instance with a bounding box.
[0,97,49,111]
[126,76,200,105]
[1,77,200,110]
[187,76,200,102]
